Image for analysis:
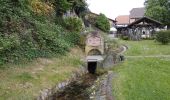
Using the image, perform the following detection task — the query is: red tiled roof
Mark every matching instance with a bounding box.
[116,15,130,25]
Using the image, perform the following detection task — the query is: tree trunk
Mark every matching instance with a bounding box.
[167,25,170,30]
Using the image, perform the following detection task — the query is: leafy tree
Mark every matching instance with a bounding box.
[53,0,88,17]
[71,0,88,17]
[63,17,83,32]
[145,0,170,29]
[54,0,72,16]
[95,13,110,32]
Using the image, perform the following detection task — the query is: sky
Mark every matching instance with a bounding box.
[87,0,145,19]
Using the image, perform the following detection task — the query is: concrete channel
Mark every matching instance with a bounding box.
[37,31,127,100]
[37,69,115,100]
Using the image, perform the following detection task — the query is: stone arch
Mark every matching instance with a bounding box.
[88,49,102,56]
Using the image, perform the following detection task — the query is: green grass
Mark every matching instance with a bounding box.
[112,58,170,100]
[120,40,170,56]
[112,40,170,100]
[0,47,84,100]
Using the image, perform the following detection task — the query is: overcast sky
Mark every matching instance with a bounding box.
[87,0,145,19]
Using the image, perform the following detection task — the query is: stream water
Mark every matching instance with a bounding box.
[51,73,102,100]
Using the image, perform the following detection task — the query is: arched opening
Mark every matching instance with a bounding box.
[88,61,97,74]
[88,49,101,56]
[87,49,102,74]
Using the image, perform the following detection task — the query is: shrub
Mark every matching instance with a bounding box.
[35,21,71,55]
[63,32,80,46]
[95,13,110,32]
[121,35,129,40]
[155,30,170,44]
[0,0,82,66]
[63,17,84,33]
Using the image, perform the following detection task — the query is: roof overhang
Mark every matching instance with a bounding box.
[86,56,104,62]
[128,16,163,28]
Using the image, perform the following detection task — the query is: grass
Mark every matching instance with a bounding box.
[120,40,170,56]
[112,58,170,100]
[112,40,170,100]
[0,47,84,100]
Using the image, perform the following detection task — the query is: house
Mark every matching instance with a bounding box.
[108,18,117,28]
[115,15,130,36]
[116,15,130,27]
[115,7,164,40]
[127,16,163,40]
[129,7,145,23]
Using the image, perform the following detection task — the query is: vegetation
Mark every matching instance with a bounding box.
[0,0,88,99]
[120,40,170,56]
[63,17,84,32]
[145,0,170,29]
[112,40,170,100]
[0,47,84,99]
[54,0,88,17]
[95,13,110,32]
[0,0,88,66]
[121,35,129,40]
[112,58,170,100]
[155,30,170,44]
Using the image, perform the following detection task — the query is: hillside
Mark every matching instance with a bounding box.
[0,0,87,99]
[0,0,87,65]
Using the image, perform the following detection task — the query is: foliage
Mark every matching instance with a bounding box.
[85,13,97,25]
[63,17,84,32]
[64,32,81,46]
[54,0,72,16]
[95,13,110,32]
[71,0,88,17]
[0,0,83,65]
[145,0,170,28]
[155,30,170,44]
[30,0,54,16]
[54,0,88,17]
[35,21,71,55]
[121,35,129,40]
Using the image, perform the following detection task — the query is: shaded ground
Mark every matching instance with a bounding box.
[52,74,100,100]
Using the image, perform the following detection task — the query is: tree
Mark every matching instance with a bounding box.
[53,0,88,17]
[70,0,88,17]
[95,13,110,32]
[54,0,72,16]
[145,0,170,29]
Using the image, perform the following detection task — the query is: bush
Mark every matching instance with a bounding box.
[0,0,82,66]
[95,13,110,32]
[63,32,80,46]
[63,17,84,33]
[155,30,170,44]
[121,35,129,40]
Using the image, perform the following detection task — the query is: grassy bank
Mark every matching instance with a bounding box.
[112,40,170,100]
[120,40,170,56]
[0,47,84,100]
